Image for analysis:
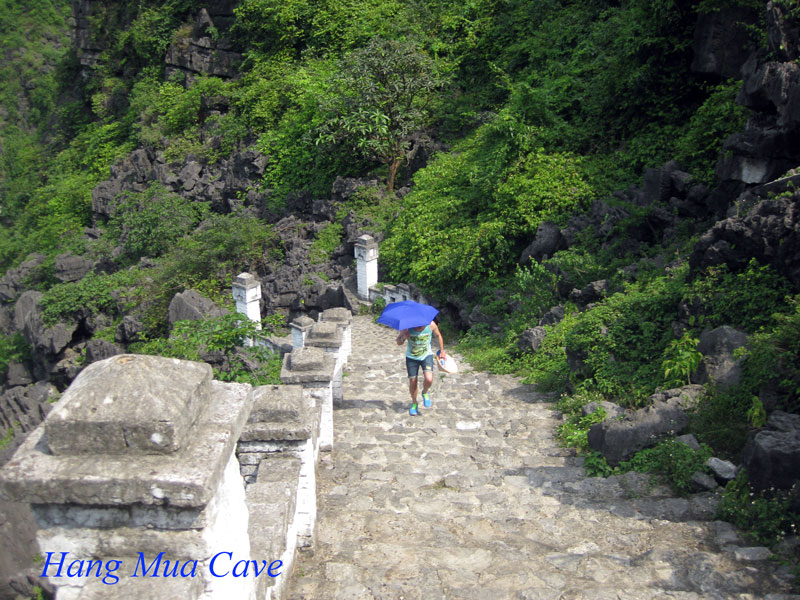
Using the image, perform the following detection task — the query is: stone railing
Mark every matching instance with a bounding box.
[354,234,428,306]
[0,308,353,600]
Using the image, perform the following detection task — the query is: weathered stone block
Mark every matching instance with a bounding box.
[280,348,335,384]
[305,321,342,349]
[46,355,211,455]
[0,382,251,508]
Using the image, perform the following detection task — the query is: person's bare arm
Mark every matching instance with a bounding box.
[396,330,409,346]
[430,322,446,357]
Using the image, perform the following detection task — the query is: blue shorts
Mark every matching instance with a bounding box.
[406,355,434,378]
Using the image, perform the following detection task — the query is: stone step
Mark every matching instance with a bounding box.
[286,316,797,599]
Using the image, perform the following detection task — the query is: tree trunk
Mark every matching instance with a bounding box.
[387,157,402,196]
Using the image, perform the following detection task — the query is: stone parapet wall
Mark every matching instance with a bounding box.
[0,309,350,600]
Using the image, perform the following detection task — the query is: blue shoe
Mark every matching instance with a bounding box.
[422,392,431,408]
[409,403,419,416]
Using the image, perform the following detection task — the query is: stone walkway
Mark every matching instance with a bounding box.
[288,316,797,599]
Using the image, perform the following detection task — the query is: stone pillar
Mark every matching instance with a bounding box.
[0,354,256,600]
[289,315,315,350]
[280,348,335,548]
[304,323,344,455]
[354,235,378,300]
[319,307,352,366]
[232,273,262,347]
[236,385,309,600]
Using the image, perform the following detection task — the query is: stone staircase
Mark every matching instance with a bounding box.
[287,315,798,599]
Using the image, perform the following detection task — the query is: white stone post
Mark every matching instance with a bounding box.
[0,355,257,600]
[354,234,379,300]
[290,315,315,349]
[304,323,343,454]
[280,348,336,548]
[319,308,352,366]
[232,272,262,347]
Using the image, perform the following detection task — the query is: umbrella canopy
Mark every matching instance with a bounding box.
[377,300,439,330]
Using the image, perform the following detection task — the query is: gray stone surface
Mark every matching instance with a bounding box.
[168,289,228,326]
[587,386,704,466]
[281,348,335,384]
[743,409,800,491]
[305,321,342,349]
[286,316,796,599]
[706,457,738,484]
[0,381,251,507]
[54,252,93,283]
[13,291,78,357]
[239,384,312,442]
[46,354,211,455]
[320,308,353,325]
[694,326,748,389]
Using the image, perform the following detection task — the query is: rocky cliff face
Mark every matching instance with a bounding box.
[716,2,800,186]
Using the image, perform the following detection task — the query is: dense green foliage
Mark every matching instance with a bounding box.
[2,0,796,564]
[131,313,283,385]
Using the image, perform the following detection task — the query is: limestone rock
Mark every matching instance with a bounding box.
[13,291,77,357]
[743,410,800,492]
[84,339,124,364]
[115,315,144,344]
[587,386,704,466]
[168,289,228,326]
[0,254,45,303]
[539,305,565,326]
[5,362,32,387]
[767,0,800,61]
[54,252,93,283]
[0,382,57,437]
[690,193,800,288]
[519,221,567,264]
[517,326,547,353]
[706,457,738,484]
[581,401,626,421]
[569,279,611,307]
[693,326,748,390]
[691,5,760,78]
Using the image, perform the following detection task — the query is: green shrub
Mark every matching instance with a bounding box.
[616,439,713,496]
[382,113,595,296]
[308,221,344,265]
[131,313,283,385]
[675,80,750,184]
[563,270,686,406]
[40,269,143,326]
[661,333,702,387]
[684,259,792,332]
[717,471,799,546]
[108,185,210,261]
[0,333,30,377]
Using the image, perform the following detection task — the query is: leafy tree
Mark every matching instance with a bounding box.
[316,37,446,194]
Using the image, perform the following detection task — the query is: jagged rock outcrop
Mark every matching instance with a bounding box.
[587,385,706,465]
[54,252,94,283]
[717,2,800,185]
[13,292,77,359]
[519,221,566,264]
[0,254,45,303]
[692,325,749,389]
[517,326,547,353]
[742,410,800,492]
[691,4,760,79]
[168,289,229,326]
[91,146,269,219]
[0,382,58,468]
[164,8,242,82]
[690,191,800,287]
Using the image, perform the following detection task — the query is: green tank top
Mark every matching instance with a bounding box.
[406,325,432,359]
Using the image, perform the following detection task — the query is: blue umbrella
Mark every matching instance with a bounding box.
[377,300,439,330]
